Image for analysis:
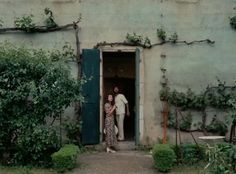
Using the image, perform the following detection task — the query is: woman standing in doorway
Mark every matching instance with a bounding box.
[104,94,117,153]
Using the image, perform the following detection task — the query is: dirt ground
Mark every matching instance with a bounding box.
[70,151,157,174]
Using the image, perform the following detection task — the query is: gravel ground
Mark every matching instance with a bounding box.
[70,151,157,174]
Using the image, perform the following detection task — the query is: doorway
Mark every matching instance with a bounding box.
[102,52,135,141]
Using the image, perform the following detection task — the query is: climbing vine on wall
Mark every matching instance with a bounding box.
[205,115,228,136]
[0,19,4,27]
[0,8,81,33]
[44,7,58,29]
[94,28,215,49]
[230,16,236,30]
[0,8,83,143]
[230,7,236,30]
[126,33,151,48]
[160,79,236,110]
[160,79,236,134]
[13,8,58,32]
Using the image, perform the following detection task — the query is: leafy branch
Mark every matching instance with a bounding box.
[230,7,236,30]
[161,80,236,110]
[0,19,81,33]
[94,39,215,49]
[0,19,4,27]
[44,7,58,28]
[230,16,236,30]
[0,8,83,136]
[14,14,36,32]
[0,8,81,33]
[157,28,167,41]
[94,28,214,48]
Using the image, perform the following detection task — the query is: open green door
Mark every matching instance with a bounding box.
[135,48,140,145]
[81,49,100,145]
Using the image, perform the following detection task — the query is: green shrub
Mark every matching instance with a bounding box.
[172,144,206,165]
[180,143,205,165]
[14,126,59,166]
[205,143,236,173]
[0,42,84,165]
[206,116,228,136]
[179,112,192,131]
[63,119,82,145]
[51,144,80,173]
[228,144,236,172]
[152,144,176,172]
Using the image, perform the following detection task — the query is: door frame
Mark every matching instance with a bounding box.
[99,47,144,145]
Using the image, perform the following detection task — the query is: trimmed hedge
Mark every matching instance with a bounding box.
[51,144,80,173]
[152,144,176,172]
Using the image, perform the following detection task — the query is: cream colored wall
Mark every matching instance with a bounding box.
[1,0,236,144]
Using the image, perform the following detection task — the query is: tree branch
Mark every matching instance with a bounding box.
[94,39,215,49]
[0,19,81,33]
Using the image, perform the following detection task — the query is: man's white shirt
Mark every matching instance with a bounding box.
[115,94,128,115]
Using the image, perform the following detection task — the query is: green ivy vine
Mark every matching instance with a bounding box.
[157,28,167,41]
[160,80,236,110]
[13,8,58,32]
[206,115,228,136]
[230,16,236,29]
[160,88,207,110]
[160,79,236,134]
[166,112,193,131]
[44,7,58,29]
[95,27,214,48]
[0,19,4,28]
[14,14,36,32]
[0,8,81,33]
[126,32,151,48]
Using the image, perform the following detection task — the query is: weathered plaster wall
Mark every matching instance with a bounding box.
[1,0,236,144]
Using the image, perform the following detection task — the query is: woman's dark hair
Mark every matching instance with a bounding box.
[105,94,115,106]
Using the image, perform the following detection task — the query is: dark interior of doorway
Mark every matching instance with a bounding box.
[103,52,135,141]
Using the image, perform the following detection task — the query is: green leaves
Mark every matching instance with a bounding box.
[161,82,236,111]
[14,14,36,32]
[205,143,236,173]
[63,119,82,144]
[15,126,59,165]
[51,144,80,172]
[0,42,84,165]
[169,32,178,43]
[228,98,236,120]
[126,33,152,48]
[167,89,206,110]
[206,116,228,136]
[152,144,176,172]
[157,28,166,41]
[0,19,3,27]
[230,16,236,30]
[13,8,58,32]
[44,7,58,28]
[157,28,178,43]
[126,33,143,44]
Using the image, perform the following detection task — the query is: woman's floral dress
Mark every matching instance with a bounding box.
[104,103,117,147]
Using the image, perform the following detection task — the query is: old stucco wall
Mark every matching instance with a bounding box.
[1,0,236,144]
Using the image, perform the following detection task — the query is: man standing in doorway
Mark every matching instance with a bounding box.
[114,86,130,141]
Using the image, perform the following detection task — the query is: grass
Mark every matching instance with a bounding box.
[170,165,204,174]
[169,162,211,174]
[1,161,210,174]
[0,166,57,174]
